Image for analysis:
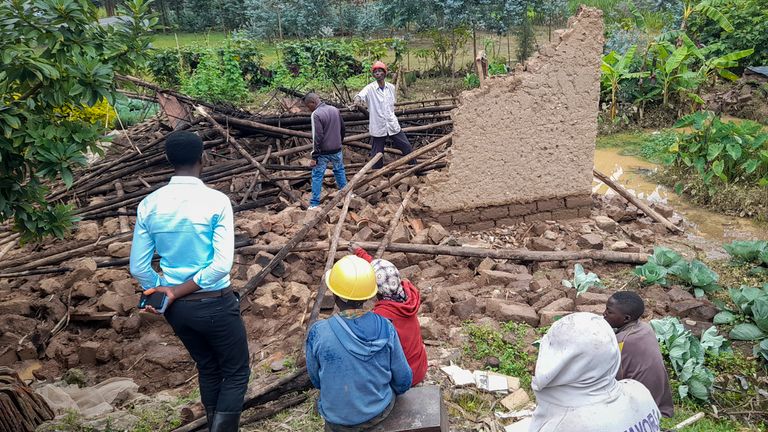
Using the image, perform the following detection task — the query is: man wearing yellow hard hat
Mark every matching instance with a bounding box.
[305,255,412,431]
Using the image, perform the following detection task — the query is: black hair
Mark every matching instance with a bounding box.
[334,296,366,310]
[165,131,203,167]
[609,291,645,321]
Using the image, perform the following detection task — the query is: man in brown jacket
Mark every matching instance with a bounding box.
[603,291,674,417]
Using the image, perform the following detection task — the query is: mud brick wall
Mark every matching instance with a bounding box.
[419,7,604,225]
[434,194,594,231]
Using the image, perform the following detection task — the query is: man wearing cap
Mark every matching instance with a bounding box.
[129,131,249,432]
[353,61,415,169]
[305,255,412,431]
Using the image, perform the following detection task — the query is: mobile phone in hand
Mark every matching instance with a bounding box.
[138,291,169,314]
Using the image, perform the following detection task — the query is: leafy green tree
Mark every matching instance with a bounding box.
[0,0,157,242]
[601,46,650,120]
[689,0,768,66]
[679,0,732,33]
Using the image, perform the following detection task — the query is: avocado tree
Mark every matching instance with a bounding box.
[0,0,157,242]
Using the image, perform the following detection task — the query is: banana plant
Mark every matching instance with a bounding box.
[679,0,734,33]
[650,42,693,107]
[601,46,649,121]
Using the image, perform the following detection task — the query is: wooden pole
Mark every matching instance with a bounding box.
[593,169,682,234]
[376,187,415,259]
[307,191,354,326]
[237,153,382,300]
[239,240,649,264]
[360,150,448,198]
[195,106,303,207]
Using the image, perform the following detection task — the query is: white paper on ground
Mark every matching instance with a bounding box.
[473,370,508,392]
[440,364,475,386]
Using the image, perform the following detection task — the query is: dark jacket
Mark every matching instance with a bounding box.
[310,102,345,159]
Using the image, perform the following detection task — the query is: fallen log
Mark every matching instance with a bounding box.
[238,153,382,300]
[240,241,649,264]
[343,120,453,143]
[593,169,682,234]
[240,393,308,426]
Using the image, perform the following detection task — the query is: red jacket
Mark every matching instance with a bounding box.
[355,248,428,386]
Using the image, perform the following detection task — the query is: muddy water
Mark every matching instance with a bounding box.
[593,148,768,243]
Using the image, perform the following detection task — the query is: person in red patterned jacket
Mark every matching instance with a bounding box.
[348,242,428,386]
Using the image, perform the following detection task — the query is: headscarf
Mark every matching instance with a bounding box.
[370,259,406,302]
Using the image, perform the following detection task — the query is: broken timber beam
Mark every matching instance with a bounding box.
[593,169,682,234]
[240,241,649,264]
[195,106,304,207]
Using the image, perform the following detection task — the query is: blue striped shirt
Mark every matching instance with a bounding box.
[129,176,234,291]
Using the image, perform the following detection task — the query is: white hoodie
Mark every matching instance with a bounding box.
[529,313,662,432]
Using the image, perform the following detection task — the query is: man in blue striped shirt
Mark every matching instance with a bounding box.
[129,131,249,432]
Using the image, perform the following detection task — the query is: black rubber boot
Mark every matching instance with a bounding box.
[209,411,241,432]
[205,407,216,431]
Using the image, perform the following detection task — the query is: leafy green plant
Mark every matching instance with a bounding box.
[0,0,156,242]
[714,284,768,361]
[561,264,604,297]
[651,317,726,401]
[463,72,480,89]
[634,247,719,298]
[723,240,768,267]
[671,112,768,188]
[181,47,250,104]
[601,46,649,121]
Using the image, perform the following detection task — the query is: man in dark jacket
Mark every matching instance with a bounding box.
[304,93,347,209]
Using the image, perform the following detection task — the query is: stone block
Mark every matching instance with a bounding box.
[577,233,604,250]
[496,217,524,227]
[575,291,611,306]
[486,301,539,326]
[75,221,100,241]
[551,208,580,220]
[565,195,593,208]
[479,270,526,286]
[577,207,592,217]
[436,214,452,227]
[576,304,605,314]
[428,224,450,244]
[537,198,564,212]
[480,206,509,221]
[531,290,565,311]
[452,211,480,224]
[79,341,100,366]
[508,203,537,217]
[594,215,618,233]
[107,241,132,258]
[419,316,447,340]
[524,212,552,222]
[528,237,557,251]
[540,297,575,313]
[539,310,570,326]
[500,388,531,411]
[451,297,478,320]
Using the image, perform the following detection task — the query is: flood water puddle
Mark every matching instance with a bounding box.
[593,148,768,244]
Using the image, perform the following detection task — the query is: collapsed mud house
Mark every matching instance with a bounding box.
[0,6,732,432]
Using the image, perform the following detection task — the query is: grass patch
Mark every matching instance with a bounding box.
[661,405,751,432]
[243,393,323,432]
[596,130,676,164]
[464,321,536,390]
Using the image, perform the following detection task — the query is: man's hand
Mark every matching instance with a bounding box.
[141,286,176,314]
[309,159,317,167]
[347,241,359,255]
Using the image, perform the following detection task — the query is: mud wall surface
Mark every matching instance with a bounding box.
[420,7,604,214]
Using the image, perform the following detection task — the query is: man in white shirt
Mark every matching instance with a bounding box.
[129,131,249,432]
[353,61,414,169]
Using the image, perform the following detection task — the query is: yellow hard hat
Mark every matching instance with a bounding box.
[324,255,377,301]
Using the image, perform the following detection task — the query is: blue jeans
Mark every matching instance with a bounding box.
[311,151,347,206]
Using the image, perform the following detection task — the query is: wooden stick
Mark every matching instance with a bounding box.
[240,147,272,206]
[673,412,705,430]
[0,232,132,273]
[360,150,448,198]
[211,114,312,139]
[240,393,308,426]
[240,240,649,264]
[195,106,303,207]
[376,187,416,259]
[114,181,130,233]
[342,120,453,143]
[352,134,451,191]
[593,169,682,234]
[237,153,382,300]
[307,191,354,326]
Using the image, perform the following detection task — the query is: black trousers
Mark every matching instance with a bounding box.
[165,292,250,413]
[370,131,415,169]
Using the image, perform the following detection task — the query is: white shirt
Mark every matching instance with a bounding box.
[355,81,401,137]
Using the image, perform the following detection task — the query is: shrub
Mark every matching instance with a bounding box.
[181,47,250,104]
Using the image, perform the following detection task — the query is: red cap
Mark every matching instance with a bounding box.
[371,61,388,74]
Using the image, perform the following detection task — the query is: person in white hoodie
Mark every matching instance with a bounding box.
[529,312,663,432]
